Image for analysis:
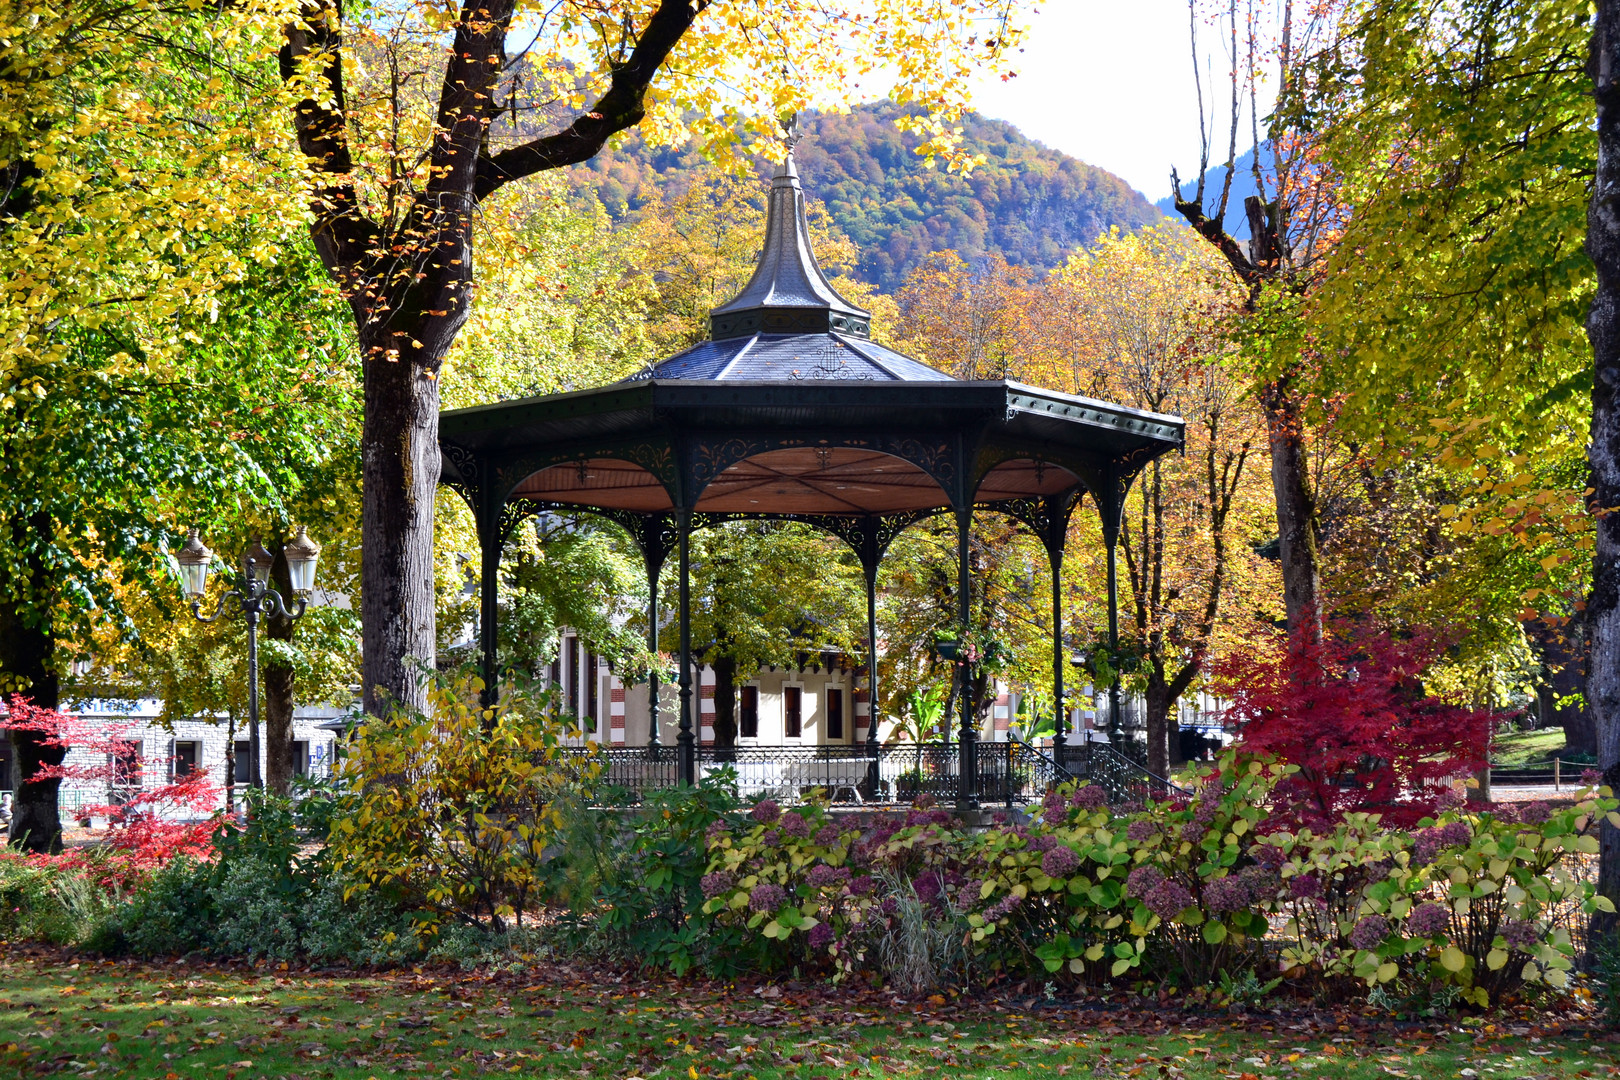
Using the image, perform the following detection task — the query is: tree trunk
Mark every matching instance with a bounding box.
[1144,677,1172,779]
[263,545,297,796]
[1526,612,1592,753]
[711,653,737,752]
[1,511,63,852]
[1587,0,1620,937]
[1260,377,1323,644]
[358,336,443,718]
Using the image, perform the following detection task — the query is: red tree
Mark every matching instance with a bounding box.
[2,695,217,882]
[1213,626,1493,828]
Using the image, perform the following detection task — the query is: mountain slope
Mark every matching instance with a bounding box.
[571,102,1161,292]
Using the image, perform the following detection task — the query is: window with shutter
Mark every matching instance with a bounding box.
[784,686,802,739]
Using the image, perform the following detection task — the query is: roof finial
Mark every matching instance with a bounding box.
[705,110,871,340]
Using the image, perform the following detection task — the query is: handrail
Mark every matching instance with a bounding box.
[1084,741,1191,803]
[1006,732,1064,774]
[547,740,1191,806]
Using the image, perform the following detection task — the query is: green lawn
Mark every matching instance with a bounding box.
[1491,729,1570,766]
[1,951,1615,1080]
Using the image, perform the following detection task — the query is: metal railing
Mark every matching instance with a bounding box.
[557,737,1189,808]
[1063,741,1191,804]
[1487,758,1594,791]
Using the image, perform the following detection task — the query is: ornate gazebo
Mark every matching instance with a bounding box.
[438,147,1183,808]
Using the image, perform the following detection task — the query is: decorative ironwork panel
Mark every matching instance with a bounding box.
[1070,742,1190,805]
[987,488,1086,555]
[497,499,547,546]
[441,443,482,520]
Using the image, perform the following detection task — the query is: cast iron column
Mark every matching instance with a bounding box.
[1050,541,1066,759]
[865,560,879,751]
[477,461,501,710]
[479,524,500,710]
[863,553,881,797]
[676,512,695,785]
[245,599,261,788]
[1105,526,1122,745]
[956,504,978,810]
[645,545,662,751]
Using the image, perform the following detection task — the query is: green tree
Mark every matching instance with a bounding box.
[0,1,322,847]
[1302,0,1595,749]
[496,515,654,693]
[663,522,864,748]
[1,249,355,847]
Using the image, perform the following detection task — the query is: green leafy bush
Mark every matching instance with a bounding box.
[89,785,415,962]
[0,854,119,945]
[545,769,762,976]
[89,857,216,957]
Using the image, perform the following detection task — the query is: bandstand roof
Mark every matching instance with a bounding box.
[438,145,1184,527]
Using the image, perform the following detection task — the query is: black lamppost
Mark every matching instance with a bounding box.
[175,526,322,789]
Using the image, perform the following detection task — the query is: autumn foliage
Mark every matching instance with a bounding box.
[1213,627,1493,828]
[1,695,218,888]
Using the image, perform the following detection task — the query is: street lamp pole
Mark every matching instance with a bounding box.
[176,527,321,790]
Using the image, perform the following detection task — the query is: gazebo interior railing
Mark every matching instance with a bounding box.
[555,738,1189,809]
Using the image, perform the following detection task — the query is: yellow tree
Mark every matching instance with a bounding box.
[277,0,1035,716]
[0,3,340,846]
[892,251,1036,379]
[1036,228,1278,776]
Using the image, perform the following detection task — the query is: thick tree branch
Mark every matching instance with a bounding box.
[1174,198,1257,287]
[278,0,383,294]
[472,0,711,202]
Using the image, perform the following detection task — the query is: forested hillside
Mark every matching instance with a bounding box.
[571,102,1160,291]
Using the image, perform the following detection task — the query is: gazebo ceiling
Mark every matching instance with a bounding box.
[505,447,1090,517]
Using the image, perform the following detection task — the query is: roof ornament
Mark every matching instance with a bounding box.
[707,111,872,341]
[781,111,803,157]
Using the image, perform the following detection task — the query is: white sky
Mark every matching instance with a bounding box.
[968,0,1229,201]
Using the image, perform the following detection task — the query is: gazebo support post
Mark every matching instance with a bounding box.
[475,460,503,713]
[863,552,880,796]
[478,525,500,711]
[644,540,663,752]
[1050,541,1066,760]
[1105,524,1122,746]
[676,512,696,786]
[955,504,978,811]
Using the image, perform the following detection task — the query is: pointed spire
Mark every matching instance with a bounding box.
[709,116,871,341]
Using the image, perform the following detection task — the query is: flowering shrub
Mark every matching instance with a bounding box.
[698,752,1616,1005]
[701,795,862,950]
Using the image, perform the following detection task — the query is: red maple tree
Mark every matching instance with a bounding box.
[1212,625,1493,828]
[2,695,218,886]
